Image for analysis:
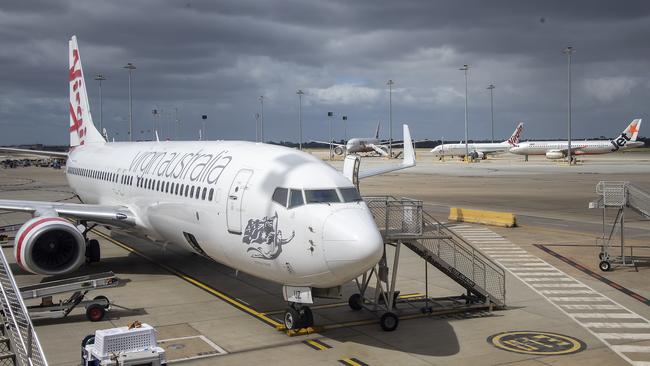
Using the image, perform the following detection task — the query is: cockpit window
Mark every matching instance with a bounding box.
[305,189,341,204]
[272,187,288,206]
[340,187,362,202]
[288,189,304,208]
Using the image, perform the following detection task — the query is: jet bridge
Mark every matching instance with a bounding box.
[352,196,506,331]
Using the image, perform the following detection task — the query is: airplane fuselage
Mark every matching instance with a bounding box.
[65,140,383,289]
[345,138,383,154]
[431,142,512,157]
[509,140,643,156]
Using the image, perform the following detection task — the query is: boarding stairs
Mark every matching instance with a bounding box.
[365,196,506,308]
[590,181,650,271]
[0,244,47,365]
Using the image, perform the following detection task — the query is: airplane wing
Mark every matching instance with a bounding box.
[0,147,68,158]
[0,200,136,227]
[344,124,415,182]
[310,140,345,148]
[368,144,389,156]
[379,139,429,147]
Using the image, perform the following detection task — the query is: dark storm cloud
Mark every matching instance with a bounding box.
[1,0,649,145]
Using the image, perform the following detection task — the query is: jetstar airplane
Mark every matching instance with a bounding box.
[313,122,412,157]
[509,119,643,159]
[0,36,416,330]
[430,122,524,160]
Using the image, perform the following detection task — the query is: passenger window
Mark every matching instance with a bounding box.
[185,185,189,197]
[288,189,304,208]
[208,188,214,201]
[272,188,288,206]
[202,187,207,200]
[190,186,195,197]
[340,187,362,202]
[165,181,170,193]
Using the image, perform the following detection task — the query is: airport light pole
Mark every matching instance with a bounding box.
[387,79,394,157]
[297,89,304,150]
[563,46,575,164]
[327,112,334,160]
[254,113,260,142]
[202,115,208,141]
[94,74,106,137]
[123,63,136,142]
[258,96,265,143]
[459,65,470,159]
[151,109,158,140]
[342,116,348,142]
[487,84,495,143]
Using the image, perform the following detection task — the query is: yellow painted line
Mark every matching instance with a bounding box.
[338,358,367,366]
[305,339,328,351]
[91,229,285,329]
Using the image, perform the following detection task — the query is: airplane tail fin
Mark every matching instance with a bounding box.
[69,35,105,147]
[621,119,642,141]
[505,122,524,146]
[375,121,381,139]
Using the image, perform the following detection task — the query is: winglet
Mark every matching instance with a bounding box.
[355,124,416,180]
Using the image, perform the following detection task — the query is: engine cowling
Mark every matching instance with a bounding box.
[333,146,345,155]
[469,151,485,160]
[14,217,86,275]
[545,150,566,159]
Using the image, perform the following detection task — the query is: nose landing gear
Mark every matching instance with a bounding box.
[283,303,313,330]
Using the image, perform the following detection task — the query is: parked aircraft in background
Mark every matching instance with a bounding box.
[313,122,412,157]
[509,119,643,159]
[0,36,417,331]
[431,122,524,159]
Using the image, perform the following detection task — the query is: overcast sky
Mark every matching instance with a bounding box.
[1,0,649,145]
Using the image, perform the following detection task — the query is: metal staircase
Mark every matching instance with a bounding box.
[365,196,506,308]
[0,246,47,366]
[591,181,650,271]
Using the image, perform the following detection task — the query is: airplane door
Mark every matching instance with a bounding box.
[227,169,253,234]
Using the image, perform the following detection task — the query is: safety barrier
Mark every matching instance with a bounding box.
[448,207,516,228]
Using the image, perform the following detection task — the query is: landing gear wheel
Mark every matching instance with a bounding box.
[284,308,301,330]
[93,295,110,309]
[85,304,106,322]
[86,239,100,263]
[380,312,399,332]
[348,294,363,311]
[599,260,611,272]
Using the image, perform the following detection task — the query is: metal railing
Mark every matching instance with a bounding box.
[364,196,506,307]
[627,184,650,218]
[0,248,47,366]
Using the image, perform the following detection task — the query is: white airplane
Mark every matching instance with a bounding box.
[0,36,417,330]
[509,119,643,159]
[430,122,524,160]
[314,122,409,156]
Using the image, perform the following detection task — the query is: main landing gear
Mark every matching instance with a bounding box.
[283,303,313,330]
[80,221,101,264]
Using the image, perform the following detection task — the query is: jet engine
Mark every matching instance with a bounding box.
[469,151,485,160]
[545,150,565,159]
[14,217,86,275]
[333,146,345,155]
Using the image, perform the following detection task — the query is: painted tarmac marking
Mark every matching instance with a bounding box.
[452,225,650,366]
[488,330,586,356]
[338,357,369,366]
[584,323,650,329]
[534,244,650,307]
[303,339,332,351]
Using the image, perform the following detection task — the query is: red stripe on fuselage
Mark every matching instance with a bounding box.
[16,217,67,269]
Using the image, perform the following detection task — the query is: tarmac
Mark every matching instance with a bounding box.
[1,150,649,366]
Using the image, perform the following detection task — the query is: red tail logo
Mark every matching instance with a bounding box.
[69,49,86,144]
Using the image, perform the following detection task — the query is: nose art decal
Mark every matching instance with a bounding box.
[242,212,295,259]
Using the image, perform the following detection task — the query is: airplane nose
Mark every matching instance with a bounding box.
[322,208,383,281]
